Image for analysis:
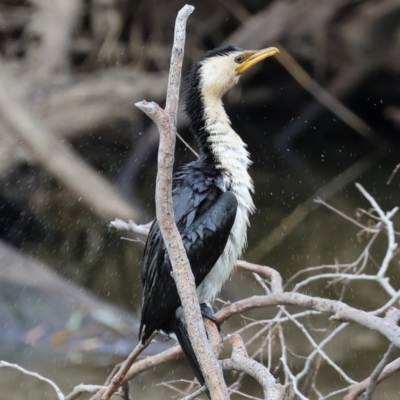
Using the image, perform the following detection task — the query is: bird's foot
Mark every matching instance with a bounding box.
[200,303,221,331]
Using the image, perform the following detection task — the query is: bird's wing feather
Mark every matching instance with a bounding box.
[139,190,237,341]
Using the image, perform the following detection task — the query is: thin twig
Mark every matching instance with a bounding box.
[181,385,208,400]
[344,357,400,400]
[0,361,64,400]
[98,331,157,400]
[279,327,307,400]
[355,183,398,277]
[66,384,105,400]
[295,322,349,381]
[280,307,356,384]
[387,163,400,184]
[176,131,199,158]
[364,343,398,400]
[314,197,379,232]
[236,260,283,294]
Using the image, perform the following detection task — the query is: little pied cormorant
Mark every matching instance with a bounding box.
[139,45,279,389]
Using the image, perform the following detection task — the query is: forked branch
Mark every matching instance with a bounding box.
[135,5,229,400]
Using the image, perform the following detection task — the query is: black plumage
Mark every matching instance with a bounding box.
[140,181,237,341]
[139,159,237,386]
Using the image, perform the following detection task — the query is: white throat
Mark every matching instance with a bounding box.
[196,93,255,304]
[202,93,255,216]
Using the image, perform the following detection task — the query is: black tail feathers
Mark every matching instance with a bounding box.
[174,319,211,398]
[174,319,205,386]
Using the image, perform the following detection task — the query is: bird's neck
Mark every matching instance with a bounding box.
[187,90,255,213]
[202,95,249,174]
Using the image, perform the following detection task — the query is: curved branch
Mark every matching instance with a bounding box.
[221,334,285,400]
[217,292,400,347]
[0,361,64,400]
[236,260,283,294]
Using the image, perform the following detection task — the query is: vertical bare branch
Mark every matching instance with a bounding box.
[135,5,229,399]
[164,8,188,126]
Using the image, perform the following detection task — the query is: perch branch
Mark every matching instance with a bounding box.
[181,385,208,400]
[135,5,229,399]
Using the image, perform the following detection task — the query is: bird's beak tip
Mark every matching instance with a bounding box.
[236,46,279,75]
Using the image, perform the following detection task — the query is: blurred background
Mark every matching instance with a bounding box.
[0,0,399,398]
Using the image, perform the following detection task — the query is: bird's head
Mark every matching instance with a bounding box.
[197,45,279,99]
[185,45,279,137]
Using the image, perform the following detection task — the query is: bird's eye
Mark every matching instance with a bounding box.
[234,55,243,63]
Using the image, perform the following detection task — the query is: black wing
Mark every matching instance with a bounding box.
[139,187,237,342]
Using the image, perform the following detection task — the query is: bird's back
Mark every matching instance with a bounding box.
[139,159,238,342]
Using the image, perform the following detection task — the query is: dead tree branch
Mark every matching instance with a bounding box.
[364,342,398,400]
[97,332,157,400]
[221,334,286,400]
[135,5,229,399]
[65,385,106,400]
[217,291,400,347]
[0,361,65,400]
[343,357,400,400]
[106,182,400,398]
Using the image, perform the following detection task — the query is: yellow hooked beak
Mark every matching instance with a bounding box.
[236,47,279,75]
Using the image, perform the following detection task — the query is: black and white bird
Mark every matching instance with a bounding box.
[139,45,279,388]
